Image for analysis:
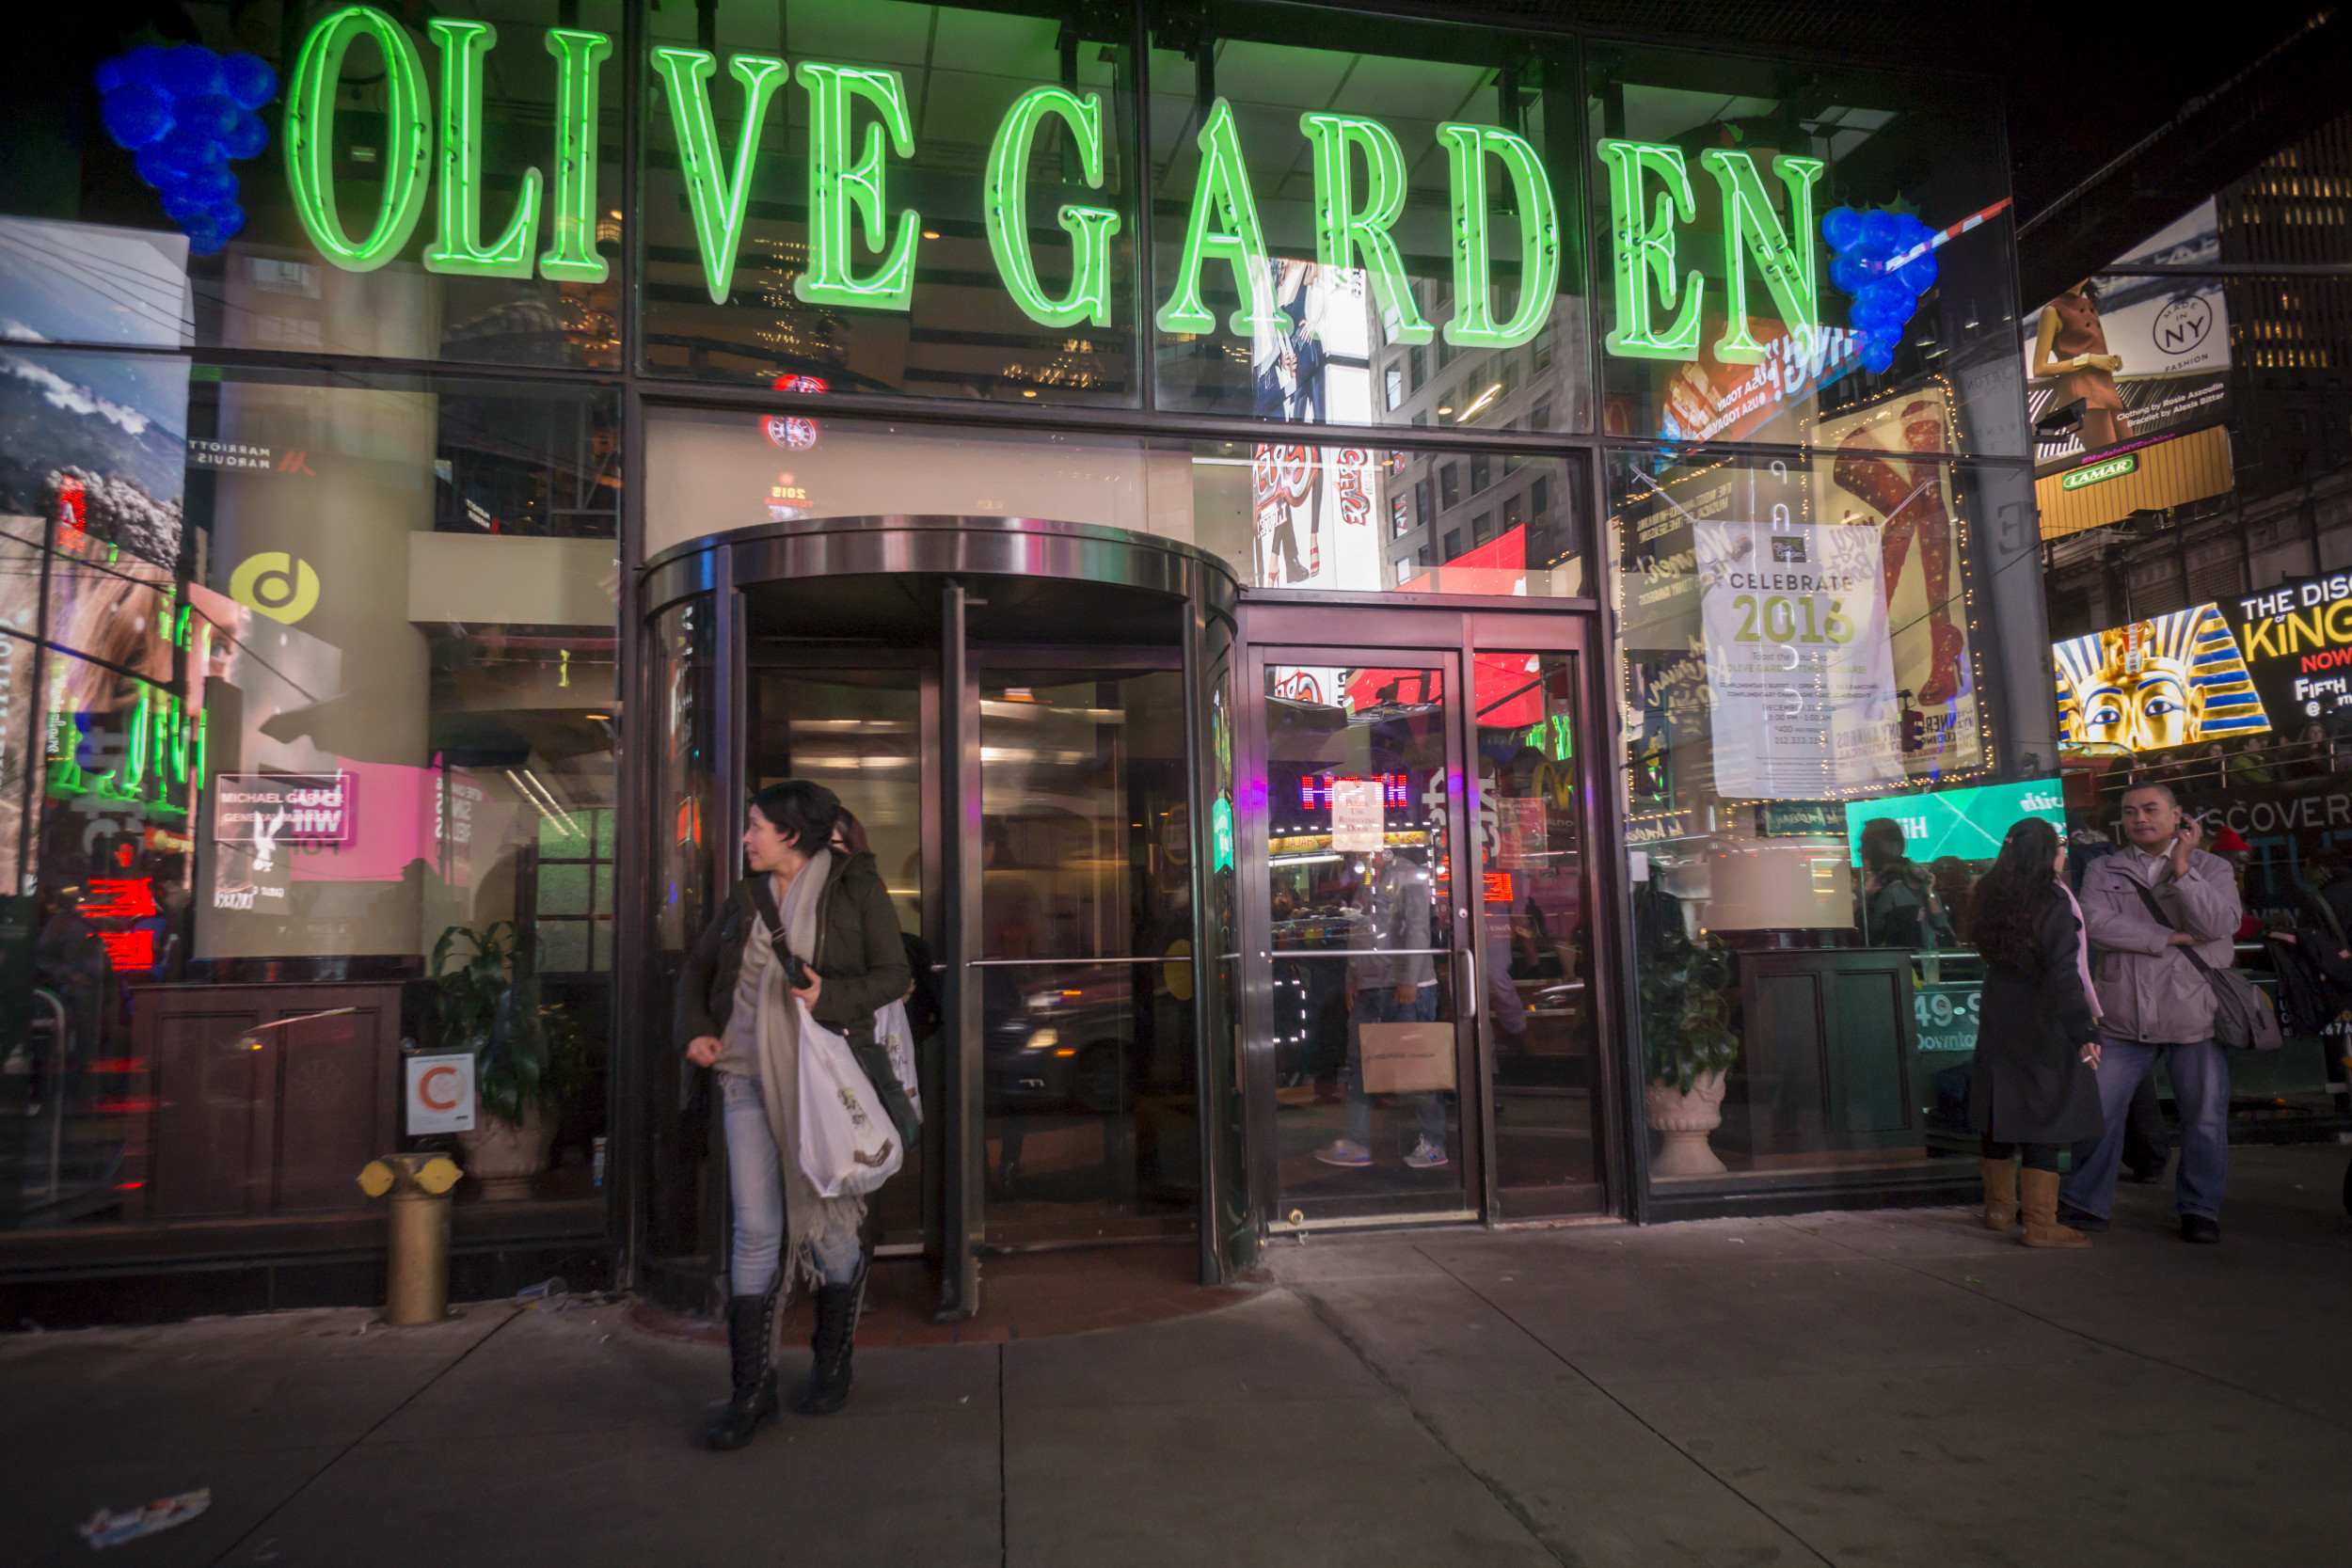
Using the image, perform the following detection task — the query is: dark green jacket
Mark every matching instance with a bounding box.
[674,850,919,1146]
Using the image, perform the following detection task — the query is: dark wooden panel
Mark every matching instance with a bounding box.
[272,991,399,1212]
[1721,948,1924,1160]
[1832,969,1911,1133]
[145,1006,267,1219]
[133,983,403,1220]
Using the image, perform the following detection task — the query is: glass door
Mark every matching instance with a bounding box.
[1471,647,1608,1219]
[973,656,1200,1246]
[740,652,934,1252]
[1249,646,1478,1223]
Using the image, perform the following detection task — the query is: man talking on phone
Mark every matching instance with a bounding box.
[2060,783,2242,1242]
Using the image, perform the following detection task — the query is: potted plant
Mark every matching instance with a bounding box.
[1638,923,1740,1176]
[433,923,581,1200]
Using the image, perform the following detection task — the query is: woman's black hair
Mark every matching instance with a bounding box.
[1857,816,1909,870]
[1963,816,2062,972]
[749,779,840,851]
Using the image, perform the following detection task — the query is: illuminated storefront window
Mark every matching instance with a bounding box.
[0,0,2045,1291]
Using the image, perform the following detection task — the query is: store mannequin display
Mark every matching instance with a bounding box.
[2033,281,2133,452]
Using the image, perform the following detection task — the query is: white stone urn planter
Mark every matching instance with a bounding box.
[1645,1071,1729,1176]
[458,1106,554,1201]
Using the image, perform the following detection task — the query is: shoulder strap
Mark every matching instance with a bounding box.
[2131,880,2174,930]
[2305,881,2351,949]
[746,876,802,970]
[2136,880,2225,976]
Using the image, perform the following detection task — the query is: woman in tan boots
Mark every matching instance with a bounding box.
[1962,817,2107,1246]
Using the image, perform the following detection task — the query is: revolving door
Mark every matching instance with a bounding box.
[639,517,1241,1319]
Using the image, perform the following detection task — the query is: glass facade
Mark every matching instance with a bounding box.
[0,0,2042,1305]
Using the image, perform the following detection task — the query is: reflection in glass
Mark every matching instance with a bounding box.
[1263,662,1464,1207]
[1,367,622,1235]
[748,667,926,1246]
[1611,447,1981,1187]
[979,670,1195,1243]
[1178,442,1588,596]
[1478,652,1602,1207]
[1585,43,2018,455]
[641,0,1136,404]
[1148,13,1590,433]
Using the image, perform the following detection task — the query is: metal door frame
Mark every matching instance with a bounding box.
[638,516,1240,1318]
[1234,600,1615,1238]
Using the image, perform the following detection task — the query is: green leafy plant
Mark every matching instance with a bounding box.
[1638,924,1739,1093]
[431,923,585,1126]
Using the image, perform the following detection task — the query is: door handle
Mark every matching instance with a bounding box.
[1461,947,1476,1022]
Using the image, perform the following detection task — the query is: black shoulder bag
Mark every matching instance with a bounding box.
[2131,882,2282,1051]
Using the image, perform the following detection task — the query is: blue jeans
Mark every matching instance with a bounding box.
[1343,984,1447,1150]
[721,1070,861,1296]
[2058,1034,2231,1222]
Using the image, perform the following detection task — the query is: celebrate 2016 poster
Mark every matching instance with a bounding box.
[1694,518,1902,799]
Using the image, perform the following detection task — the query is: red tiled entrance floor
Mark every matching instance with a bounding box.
[631,1239,1257,1347]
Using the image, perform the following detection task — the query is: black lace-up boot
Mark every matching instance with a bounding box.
[799,1256,867,1416]
[705,1288,781,1449]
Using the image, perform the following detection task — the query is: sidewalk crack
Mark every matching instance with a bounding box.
[201,1306,524,1568]
[1361,1245,1837,1568]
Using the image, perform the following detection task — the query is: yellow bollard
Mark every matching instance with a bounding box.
[358,1154,463,1325]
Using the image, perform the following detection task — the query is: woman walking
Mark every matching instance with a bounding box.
[1963,816,2106,1247]
[676,780,916,1449]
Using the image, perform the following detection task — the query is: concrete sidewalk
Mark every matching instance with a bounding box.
[7,1144,2349,1568]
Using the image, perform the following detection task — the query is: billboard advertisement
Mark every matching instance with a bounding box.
[1815,387,1985,779]
[1843,778,2067,868]
[1248,261,1379,592]
[2024,198,2231,475]
[2054,604,2271,751]
[2231,569,2352,733]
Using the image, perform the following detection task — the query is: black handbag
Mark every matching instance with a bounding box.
[2131,883,2283,1051]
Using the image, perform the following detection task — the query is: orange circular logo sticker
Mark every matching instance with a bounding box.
[419,1064,463,1112]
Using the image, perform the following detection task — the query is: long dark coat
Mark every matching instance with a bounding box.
[1968,891,2106,1145]
[673,850,918,1147]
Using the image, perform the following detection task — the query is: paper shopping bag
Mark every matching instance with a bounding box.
[1359,1022,1455,1094]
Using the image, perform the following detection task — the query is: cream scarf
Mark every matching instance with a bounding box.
[747,849,866,1291]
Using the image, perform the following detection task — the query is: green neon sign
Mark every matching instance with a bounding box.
[1438,124,1560,350]
[1597,139,1836,364]
[2062,453,2139,490]
[281,13,1899,368]
[795,63,922,311]
[423,19,540,277]
[986,87,1120,328]
[1698,149,1822,362]
[1597,139,1704,360]
[651,47,790,307]
[539,28,613,283]
[1300,114,1432,345]
[1155,99,1279,338]
[283,6,432,273]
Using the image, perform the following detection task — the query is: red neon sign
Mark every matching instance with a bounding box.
[97,929,155,970]
[82,879,159,920]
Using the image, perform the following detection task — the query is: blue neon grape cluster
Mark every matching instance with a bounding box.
[1820,206,1938,376]
[96,44,279,259]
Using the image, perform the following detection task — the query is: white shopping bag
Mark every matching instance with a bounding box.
[874,999,923,1124]
[795,999,903,1197]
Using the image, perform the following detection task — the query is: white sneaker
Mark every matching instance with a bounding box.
[1314,1139,1373,1167]
[1404,1137,1449,1169]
